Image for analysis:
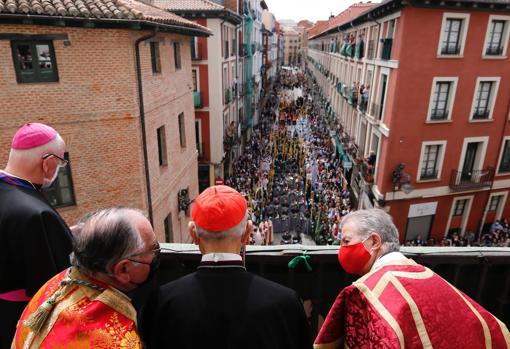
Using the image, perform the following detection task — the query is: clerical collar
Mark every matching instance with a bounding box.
[199,253,245,270]
[371,251,406,271]
[201,253,242,263]
[0,170,39,191]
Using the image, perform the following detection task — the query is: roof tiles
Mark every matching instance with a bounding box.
[0,0,210,32]
[153,0,224,11]
[308,2,376,39]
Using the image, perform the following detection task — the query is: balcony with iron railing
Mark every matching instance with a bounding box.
[449,167,495,192]
[473,108,490,120]
[157,244,510,332]
[193,91,202,108]
[430,108,449,120]
[486,45,504,56]
[441,43,461,55]
[358,158,374,184]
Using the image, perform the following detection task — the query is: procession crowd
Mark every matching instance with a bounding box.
[227,68,353,245]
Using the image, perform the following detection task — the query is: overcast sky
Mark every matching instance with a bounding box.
[265,0,379,23]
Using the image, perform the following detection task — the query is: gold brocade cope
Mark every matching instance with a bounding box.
[12,268,142,349]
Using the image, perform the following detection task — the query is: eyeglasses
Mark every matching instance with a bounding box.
[42,153,68,168]
[126,242,161,266]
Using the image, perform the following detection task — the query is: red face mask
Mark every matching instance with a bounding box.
[338,237,372,275]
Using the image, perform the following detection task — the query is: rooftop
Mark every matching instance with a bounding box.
[309,2,376,39]
[153,0,224,11]
[154,0,241,24]
[0,0,211,34]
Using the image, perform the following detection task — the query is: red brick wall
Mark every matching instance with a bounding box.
[0,24,199,242]
[0,24,147,226]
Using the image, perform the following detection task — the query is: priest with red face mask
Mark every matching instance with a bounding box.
[314,209,510,349]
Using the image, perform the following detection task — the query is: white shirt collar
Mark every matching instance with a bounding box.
[371,251,406,271]
[201,253,242,263]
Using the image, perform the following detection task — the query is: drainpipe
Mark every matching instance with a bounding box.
[477,95,510,240]
[235,22,242,150]
[135,30,157,225]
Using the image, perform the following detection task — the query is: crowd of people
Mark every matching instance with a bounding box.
[405,218,510,247]
[226,68,354,245]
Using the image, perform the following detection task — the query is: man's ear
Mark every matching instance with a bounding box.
[241,220,253,245]
[41,156,52,175]
[111,259,131,284]
[370,233,383,252]
[189,221,200,245]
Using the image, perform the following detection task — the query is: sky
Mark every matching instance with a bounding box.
[265,0,379,23]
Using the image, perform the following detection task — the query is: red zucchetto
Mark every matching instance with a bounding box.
[191,185,248,232]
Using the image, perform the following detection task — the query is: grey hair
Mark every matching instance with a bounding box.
[340,209,400,252]
[195,212,249,241]
[9,134,65,162]
[70,207,145,274]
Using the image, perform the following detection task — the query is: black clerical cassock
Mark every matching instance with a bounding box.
[0,175,73,348]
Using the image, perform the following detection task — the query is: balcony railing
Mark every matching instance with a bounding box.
[359,159,374,183]
[441,43,461,55]
[473,109,490,119]
[449,167,495,192]
[380,38,392,60]
[157,244,510,333]
[430,109,449,120]
[486,45,504,55]
[193,91,202,108]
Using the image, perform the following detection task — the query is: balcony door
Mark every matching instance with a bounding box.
[461,142,479,181]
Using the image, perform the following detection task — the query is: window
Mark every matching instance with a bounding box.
[164,213,173,242]
[473,81,493,119]
[173,42,181,70]
[195,120,202,157]
[150,42,161,74]
[427,78,459,121]
[438,14,469,57]
[43,152,75,208]
[157,126,167,166]
[453,199,467,216]
[441,19,463,54]
[178,113,186,148]
[420,144,443,180]
[224,28,229,59]
[11,40,58,83]
[499,139,510,173]
[191,37,199,60]
[486,20,505,55]
[488,195,502,212]
[192,69,198,92]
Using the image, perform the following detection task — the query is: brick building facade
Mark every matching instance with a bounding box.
[308,0,510,242]
[0,0,210,242]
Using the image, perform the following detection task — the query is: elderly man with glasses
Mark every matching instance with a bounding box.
[12,206,159,349]
[0,123,74,348]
